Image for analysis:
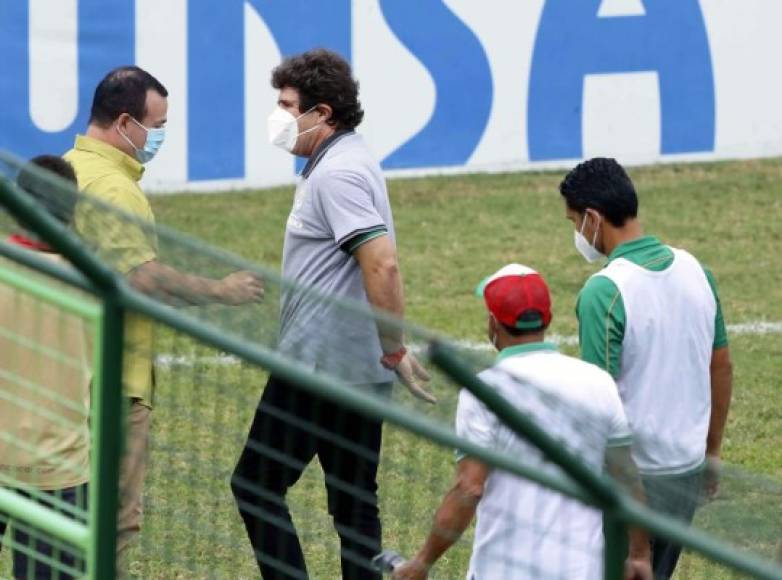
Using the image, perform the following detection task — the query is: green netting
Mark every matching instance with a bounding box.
[1,151,781,580]
[136,336,613,578]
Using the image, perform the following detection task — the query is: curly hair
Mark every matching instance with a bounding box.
[559,157,638,227]
[271,49,364,130]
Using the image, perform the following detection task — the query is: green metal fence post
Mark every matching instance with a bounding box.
[603,512,628,580]
[88,299,124,579]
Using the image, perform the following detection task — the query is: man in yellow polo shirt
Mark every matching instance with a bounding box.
[65,65,264,555]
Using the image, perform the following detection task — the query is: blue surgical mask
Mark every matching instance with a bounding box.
[117,117,166,164]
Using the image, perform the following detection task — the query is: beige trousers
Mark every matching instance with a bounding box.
[116,398,151,556]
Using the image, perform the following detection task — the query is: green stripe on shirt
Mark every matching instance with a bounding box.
[577,276,625,378]
[606,434,633,448]
[342,226,388,254]
[703,266,728,349]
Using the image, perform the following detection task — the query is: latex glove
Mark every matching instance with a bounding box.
[394,352,436,404]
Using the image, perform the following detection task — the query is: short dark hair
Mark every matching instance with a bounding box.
[500,311,549,337]
[271,48,364,130]
[559,158,638,227]
[89,66,168,127]
[16,155,78,225]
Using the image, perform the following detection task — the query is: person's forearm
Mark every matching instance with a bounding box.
[362,254,404,316]
[606,446,651,562]
[129,260,223,306]
[628,525,651,561]
[625,480,651,560]
[414,487,478,569]
[361,254,406,352]
[707,348,733,456]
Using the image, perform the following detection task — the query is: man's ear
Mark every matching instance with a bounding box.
[582,208,603,240]
[115,112,131,130]
[488,313,498,335]
[590,208,608,244]
[589,208,607,228]
[317,104,334,125]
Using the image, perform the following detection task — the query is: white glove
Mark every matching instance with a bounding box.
[394,352,436,404]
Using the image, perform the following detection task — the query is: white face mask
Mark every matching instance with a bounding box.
[266,106,320,153]
[574,212,605,263]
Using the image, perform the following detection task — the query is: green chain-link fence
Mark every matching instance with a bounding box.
[0,151,781,579]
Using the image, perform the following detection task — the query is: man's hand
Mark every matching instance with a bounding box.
[703,453,721,501]
[391,558,428,580]
[394,352,436,404]
[625,556,653,580]
[218,271,264,305]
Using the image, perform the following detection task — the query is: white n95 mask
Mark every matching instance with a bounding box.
[574,214,605,263]
[267,106,319,153]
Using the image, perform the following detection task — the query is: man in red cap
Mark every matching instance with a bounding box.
[393,264,652,580]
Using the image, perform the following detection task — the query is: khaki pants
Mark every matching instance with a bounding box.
[116,398,151,556]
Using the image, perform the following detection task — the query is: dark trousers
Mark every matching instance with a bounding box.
[0,484,88,580]
[231,376,388,580]
[642,470,704,580]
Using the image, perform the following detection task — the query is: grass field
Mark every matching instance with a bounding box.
[3,158,782,578]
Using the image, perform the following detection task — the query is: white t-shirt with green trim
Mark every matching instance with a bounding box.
[596,248,716,475]
[456,343,630,580]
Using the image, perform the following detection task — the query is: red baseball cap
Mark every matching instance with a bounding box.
[475,264,552,330]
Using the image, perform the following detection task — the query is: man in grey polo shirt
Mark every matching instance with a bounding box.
[231,49,434,580]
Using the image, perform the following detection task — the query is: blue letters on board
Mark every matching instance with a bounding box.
[0,1,717,180]
[528,0,715,160]
[379,0,493,169]
[0,0,134,159]
[187,0,245,181]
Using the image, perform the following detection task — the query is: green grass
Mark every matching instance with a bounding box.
[150,158,782,339]
[3,158,782,578]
